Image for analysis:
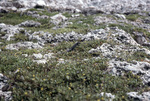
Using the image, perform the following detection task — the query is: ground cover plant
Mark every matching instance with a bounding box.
[0,8,150,101]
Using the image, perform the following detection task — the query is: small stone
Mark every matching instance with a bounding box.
[58,58,65,64]
[50,13,67,25]
[22,54,28,57]
[33,53,43,59]
[43,53,54,59]
[100,92,115,101]
[115,14,126,19]
[71,14,80,17]
[33,59,47,64]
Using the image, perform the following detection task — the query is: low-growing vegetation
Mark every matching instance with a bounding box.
[0,8,150,101]
[0,50,146,101]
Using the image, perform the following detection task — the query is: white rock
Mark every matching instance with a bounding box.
[0,23,24,41]
[50,13,67,25]
[71,14,80,17]
[89,43,144,58]
[115,14,126,19]
[0,0,149,13]
[18,20,41,27]
[33,53,43,59]
[109,59,150,85]
[100,92,115,101]
[127,91,150,101]
[33,59,47,64]
[0,73,12,101]
[22,54,28,57]
[0,91,12,101]
[57,58,65,64]
[43,53,54,59]
[5,41,43,50]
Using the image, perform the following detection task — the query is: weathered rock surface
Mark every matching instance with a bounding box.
[127,91,150,101]
[25,11,50,19]
[18,20,41,27]
[50,13,67,25]
[26,27,140,45]
[109,59,150,85]
[5,41,43,50]
[92,27,139,45]
[0,23,24,41]
[0,73,12,101]
[32,53,43,59]
[32,52,55,64]
[0,0,150,13]
[89,43,149,58]
[33,59,47,64]
[100,92,115,101]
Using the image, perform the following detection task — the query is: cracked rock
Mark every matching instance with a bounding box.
[5,41,43,50]
[50,13,67,25]
[18,20,41,27]
[100,92,115,101]
[0,23,24,41]
[32,53,43,59]
[109,59,150,85]
[0,73,12,101]
[127,91,150,101]
[89,43,145,58]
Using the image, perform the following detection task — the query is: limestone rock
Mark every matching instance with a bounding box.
[25,11,49,19]
[100,92,115,101]
[109,59,150,85]
[0,73,12,101]
[0,23,24,41]
[26,31,53,44]
[127,91,150,101]
[32,53,43,59]
[94,16,114,24]
[0,0,150,14]
[89,43,144,58]
[5,41,43,50]
[43,53,55,59]
[18,20,41,27]
[33,59,47,64]
[50,13,67,25]
[114,14,126,19]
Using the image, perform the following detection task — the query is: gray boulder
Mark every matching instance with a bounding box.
[5,41,43,50]
[0,73,12,101]
[114,14,126,19]
[32,53,43,59]
[33,59,47,64]
[100,92,115,101]
[127,91,150,101]
[89,43,145,58]
[26,31,53,44]
[0,23,24,41]
[88,27,139,46]
[18,20,41,27]
[32,52,55,64]
[25,11,49,19]
[109,59,150,85]
[50,13,67,25]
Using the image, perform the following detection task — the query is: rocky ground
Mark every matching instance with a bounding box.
[0,0,150,101]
